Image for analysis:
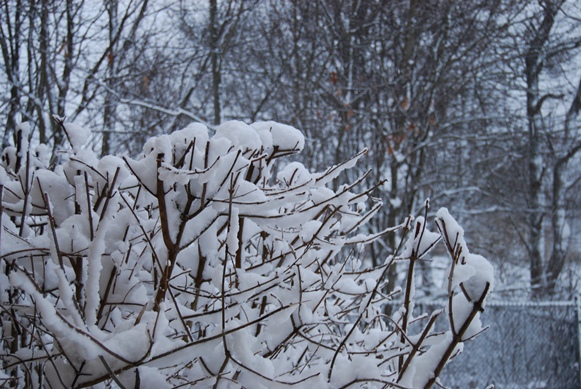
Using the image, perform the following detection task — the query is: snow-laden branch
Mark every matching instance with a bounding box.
[0,119,493,388]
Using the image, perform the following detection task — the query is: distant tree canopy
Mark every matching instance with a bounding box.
[1,0,580,298]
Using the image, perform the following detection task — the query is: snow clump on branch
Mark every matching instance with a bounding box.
[0,119,492,388]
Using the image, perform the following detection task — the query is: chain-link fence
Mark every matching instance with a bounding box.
[422,300,581,388]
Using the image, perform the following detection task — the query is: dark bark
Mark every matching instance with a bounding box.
[524,0,563,299]
[210,0,221,125]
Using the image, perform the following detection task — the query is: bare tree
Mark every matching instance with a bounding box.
[521,0,581,298]
[0,0,154,159]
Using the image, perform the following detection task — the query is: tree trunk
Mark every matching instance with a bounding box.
[524,1,562,299]
[103,0,118,157]
[210,0,221,125]
[546,76,581,293]
[53,0,75,158]
[36,0,50,144]
[1,0,23,148]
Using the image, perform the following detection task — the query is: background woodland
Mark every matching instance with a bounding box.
[2,0,581,299]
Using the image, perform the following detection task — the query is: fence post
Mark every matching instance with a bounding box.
[576,295,581,387]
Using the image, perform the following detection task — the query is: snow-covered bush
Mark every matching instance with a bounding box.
[0,119,493,388]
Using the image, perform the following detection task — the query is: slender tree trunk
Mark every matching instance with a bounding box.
[546,159,567,292]
[526,73,545,299]
[103,0,118,156]
[53,0,75,159]
[546,77,581,293]
[210,0,221,125]
[37,0,50,144]
[524,1,562,299]
[1,0,23,148]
